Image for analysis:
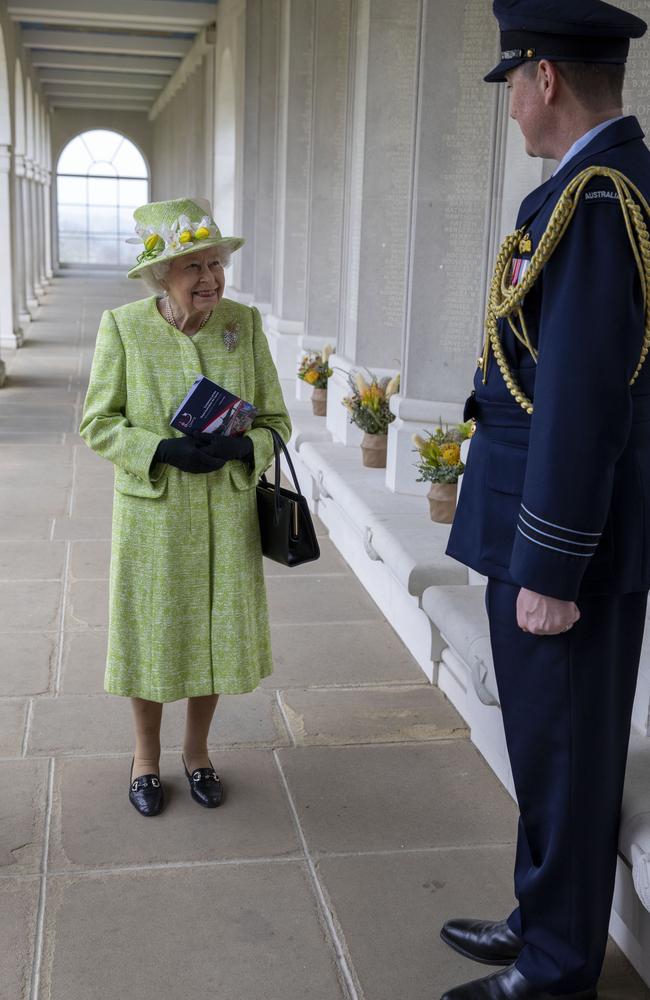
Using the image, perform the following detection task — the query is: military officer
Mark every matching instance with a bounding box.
[443,1,650,998]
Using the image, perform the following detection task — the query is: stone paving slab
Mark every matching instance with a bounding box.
[0,540,66,581]
[65,579,109,628]
[0,878,40,1000]
[0,487,69,517]
[59,630,107,693]
[0,463,73,489]
[41,864,345,1000]
[280,685,468,746]
[266,620,426,689]
[317,850,650,999]
[0,445,73,465]
[0,516,54,540]
[69,540,111,580]
[317,847,517,1000]
[0,430,65,444]
[28,690,289,756]
[0,699,29,755]
[0,758,49,873]
[267,574,383,624]
[52,515,111,540]
[70,487,114,518]
[0,581,62,631]
[277,742,518,854]
[0,632,55,696]
[49,751,301,870]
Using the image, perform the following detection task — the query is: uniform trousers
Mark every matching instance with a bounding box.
[486,578,647,995]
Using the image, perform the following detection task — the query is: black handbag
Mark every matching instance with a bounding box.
[256,429,321,567]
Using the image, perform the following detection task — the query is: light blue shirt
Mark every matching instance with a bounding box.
[552,116,626,176]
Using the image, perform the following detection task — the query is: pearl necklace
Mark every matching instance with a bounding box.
[164,295,212,335]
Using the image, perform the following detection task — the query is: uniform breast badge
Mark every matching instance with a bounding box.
[519,232,533,254]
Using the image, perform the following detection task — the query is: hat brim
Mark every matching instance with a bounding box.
[484,56,527,82]
[126,236,245,279]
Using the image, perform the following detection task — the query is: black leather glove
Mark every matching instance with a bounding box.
[153,436,226,474]
[193,432,255,468]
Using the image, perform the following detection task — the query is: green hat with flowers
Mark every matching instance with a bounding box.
[125,197,245,279]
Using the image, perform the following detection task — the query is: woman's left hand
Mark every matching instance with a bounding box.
[194,432,254,466]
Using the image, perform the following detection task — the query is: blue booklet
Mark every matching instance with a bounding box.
[170,376,257,437]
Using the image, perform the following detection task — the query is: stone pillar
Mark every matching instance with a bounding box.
[11,153,29,337]
[326,0,417,444]
[43,169,53,280]
[384,0,497,492]
[22,157,38,316]
[264,0,315,378]
[30,167,44,299]
[0,144,13,370]
[251,0,280,314]
[296,0,352,401]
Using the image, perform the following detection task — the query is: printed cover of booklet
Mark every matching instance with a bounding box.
[170,376,257,437]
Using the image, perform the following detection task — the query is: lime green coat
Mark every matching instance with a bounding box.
[80,296,291,702]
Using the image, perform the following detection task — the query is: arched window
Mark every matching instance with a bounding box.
[56,129,149,266]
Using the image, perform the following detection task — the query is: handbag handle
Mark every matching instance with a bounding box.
[261,428,304,525]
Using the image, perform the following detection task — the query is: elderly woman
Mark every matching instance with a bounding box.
[80,198,291,817]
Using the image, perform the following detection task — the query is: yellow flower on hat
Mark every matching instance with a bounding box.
[179,230,193,244]
[194,226,210,240]
[144,233,163,253]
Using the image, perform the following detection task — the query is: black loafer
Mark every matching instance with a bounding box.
[128,760,164,817]
[440,965,597,1000]
[183,758,224,808]
[441,918,524,966]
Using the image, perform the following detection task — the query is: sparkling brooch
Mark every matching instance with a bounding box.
[223,322,240,352]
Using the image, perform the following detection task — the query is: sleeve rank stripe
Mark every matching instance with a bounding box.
[518,515,600,549]
[520,503,602,540]
[516,525,595,558]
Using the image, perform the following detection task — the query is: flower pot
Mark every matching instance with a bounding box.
[428,483,457,524]
[311,387,327,417]
[361,432,388,469]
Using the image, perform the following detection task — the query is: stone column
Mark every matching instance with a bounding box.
[326,0,418,445]
[44,116,53,279]
[22,156,38,317]
[12,153,29,337]
[264,0,315,378]
[0,144,14,369]
[30,166,45,299]
[384,0,497,492]
[43,168,53,281]
[296,0,351,401]
[251,0,280,313]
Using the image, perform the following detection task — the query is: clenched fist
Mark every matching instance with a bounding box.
[516,588,581,636]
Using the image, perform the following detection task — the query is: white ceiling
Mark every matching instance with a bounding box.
[7,0,218,113]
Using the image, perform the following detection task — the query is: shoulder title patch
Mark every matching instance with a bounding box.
[584,189,620,203]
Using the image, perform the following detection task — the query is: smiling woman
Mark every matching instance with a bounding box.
[79,195,291,818]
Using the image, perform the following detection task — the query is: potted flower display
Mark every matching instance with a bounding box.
[298,346,334,416]
[413,421,474,523]
[343,370,400,468]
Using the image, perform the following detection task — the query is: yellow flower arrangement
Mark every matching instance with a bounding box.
[343,371,400,436]
[412,421,472,485]
[298,346,334,389]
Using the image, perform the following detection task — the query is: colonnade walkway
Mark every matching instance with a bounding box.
[1,273,647,1000]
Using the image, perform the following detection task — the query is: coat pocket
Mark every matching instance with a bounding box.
[480,441,528,568]
[114,467,168,500]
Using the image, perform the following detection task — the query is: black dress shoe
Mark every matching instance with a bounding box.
[183,758,224,808]
[128,760,164,817]
[441,918,524,966]
[440,965,597,1000]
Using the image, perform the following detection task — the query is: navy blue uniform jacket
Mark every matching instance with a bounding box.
[447,117,650,601]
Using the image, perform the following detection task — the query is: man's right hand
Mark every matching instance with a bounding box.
[153,437,226,474]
